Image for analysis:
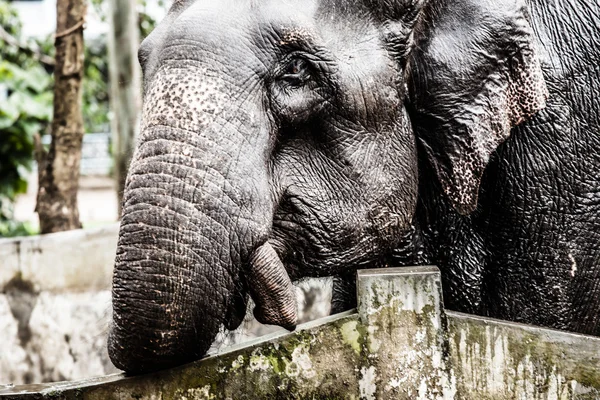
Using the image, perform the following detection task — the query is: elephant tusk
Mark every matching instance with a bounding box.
[247,242,298,331]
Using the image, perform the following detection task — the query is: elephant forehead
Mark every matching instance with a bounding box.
[140,66,230,135]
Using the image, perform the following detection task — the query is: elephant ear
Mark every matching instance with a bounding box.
[406,0,548,215]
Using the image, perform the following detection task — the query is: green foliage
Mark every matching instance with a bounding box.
[0,0,165,236]
[0,212,37,237]
[0,61,52,194]
[138,0,166,39]
[29,30,111,135]
[0,1,52,237]
[0,2,26,64]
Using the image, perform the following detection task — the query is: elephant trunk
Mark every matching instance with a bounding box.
[108,68,296,373]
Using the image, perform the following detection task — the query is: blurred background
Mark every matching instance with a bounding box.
[0,0,170,384]
[0,0,169,237]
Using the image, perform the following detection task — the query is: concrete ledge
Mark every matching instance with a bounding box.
[0,224,119,293]
[1,266,452,399]
[2,266,599,399]
[357,266,453,398]
[0,223,332,386]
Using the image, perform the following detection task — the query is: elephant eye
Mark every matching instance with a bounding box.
[281,57,311,86]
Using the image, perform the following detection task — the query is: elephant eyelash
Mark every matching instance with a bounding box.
[280,56,313,87]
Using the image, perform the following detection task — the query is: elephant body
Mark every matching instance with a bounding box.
[108,0,600,373]
[413,0,600,331]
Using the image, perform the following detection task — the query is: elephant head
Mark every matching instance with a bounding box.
[109,0,547,373]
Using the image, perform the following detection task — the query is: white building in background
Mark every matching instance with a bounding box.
[10,0,170,38]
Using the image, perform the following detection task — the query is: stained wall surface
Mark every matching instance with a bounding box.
[3,266,599,399]
[0,226,119,385]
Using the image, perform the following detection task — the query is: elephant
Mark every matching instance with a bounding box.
[108,0,600,374]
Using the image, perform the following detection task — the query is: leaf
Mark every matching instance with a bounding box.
[0,61,15,81]
[21,121,42,139]
[9,91,51,121]
[14,175,28,195]
[0,114,17,130]
[2,63,29,91]
[26,66,52,94]
[0,100,20,128]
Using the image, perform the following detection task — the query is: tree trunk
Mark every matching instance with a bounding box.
[107,0,141,217]
[36,0,86,234]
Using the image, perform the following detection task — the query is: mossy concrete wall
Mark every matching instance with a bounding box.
[447,312,600,399]
[2,266,599,399]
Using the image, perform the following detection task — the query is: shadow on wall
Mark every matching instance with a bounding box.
[0,226,119,385]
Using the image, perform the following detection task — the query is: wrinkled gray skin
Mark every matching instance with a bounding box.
[109,0,600,373]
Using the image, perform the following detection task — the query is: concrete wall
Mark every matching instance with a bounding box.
[0,226,332,386]
[0,226,119,384]
[3,229,598,399]
[3,266,598,400]
[448,312,600,399]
